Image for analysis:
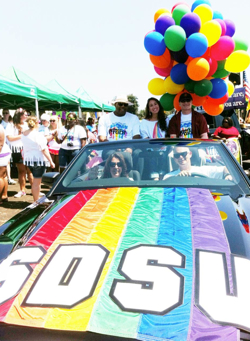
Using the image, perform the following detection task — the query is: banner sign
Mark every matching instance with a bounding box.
[224,87,246,110]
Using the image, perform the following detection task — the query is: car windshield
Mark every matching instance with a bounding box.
[50,139,250,201]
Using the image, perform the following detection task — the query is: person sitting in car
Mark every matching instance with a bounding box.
[212,117,241,140]
[164,146,232,180]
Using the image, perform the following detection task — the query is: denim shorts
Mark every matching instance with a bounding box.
[28,165,46,178]
[59,148,80,168]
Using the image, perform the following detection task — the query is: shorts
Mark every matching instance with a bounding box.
[59,148,80,168]
[28,164,46,178]
[12,152,23,164]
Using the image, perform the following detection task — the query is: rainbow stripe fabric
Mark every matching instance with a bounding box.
[0,187,238,341]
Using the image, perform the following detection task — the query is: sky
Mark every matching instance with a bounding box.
[0,0,249,111]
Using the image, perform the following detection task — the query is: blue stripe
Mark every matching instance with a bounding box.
[138,188,193,341]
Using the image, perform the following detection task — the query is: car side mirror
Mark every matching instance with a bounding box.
[42,172,60,187]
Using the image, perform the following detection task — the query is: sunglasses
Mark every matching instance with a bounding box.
[174,151,188,159]
[223,121,229,123]
[67,117,76,121]
[110,161,122,167]
[118,103,128,107]
[180,99,191,103]
[50,120,56,122]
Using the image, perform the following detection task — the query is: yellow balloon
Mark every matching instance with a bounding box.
[225,50,250,73]
[226,80,235,97]
[148,78,166,95]
[200,20,221,47]
[164,77,184,94]
[154,9,171,23]
[193,4,213,25]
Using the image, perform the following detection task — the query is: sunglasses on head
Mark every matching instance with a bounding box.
[118,102,128,107]
[180,99,191,103]
[110,161,122,167]
[174,151,188,159]
[67,117,76,121]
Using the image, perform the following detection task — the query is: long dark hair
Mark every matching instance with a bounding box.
[145,97,167,134]
[103,152,128,178]
[13,108,26,132]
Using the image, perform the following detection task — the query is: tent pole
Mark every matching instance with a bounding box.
[35,99,39,119]
[78,105,82,119]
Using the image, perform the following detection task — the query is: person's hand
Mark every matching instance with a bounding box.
[50,161,55,169]
[177,170,191,177]
[87,166,99,180]
[124,148,133,154]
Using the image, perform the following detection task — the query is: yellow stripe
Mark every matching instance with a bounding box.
[5,188,119,328]
[45,187,139,330]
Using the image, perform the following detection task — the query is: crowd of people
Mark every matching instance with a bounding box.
[0,93,241,205]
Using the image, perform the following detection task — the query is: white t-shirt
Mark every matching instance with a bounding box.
[0,125,11,166]
[98,112,140,141]
[180,113,193,138]
[164,165,225,179]
[140,119,167,139]
[5,122,28,152]
[48,129,61,151]
[38,124,50,136]
[58,125,87,150]
[21,130,49,166]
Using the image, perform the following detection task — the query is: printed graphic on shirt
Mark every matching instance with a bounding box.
[109,123,128,140]
[153,122,163,138]
[180,121,193,138]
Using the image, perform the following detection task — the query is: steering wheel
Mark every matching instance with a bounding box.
[190,172,209,178]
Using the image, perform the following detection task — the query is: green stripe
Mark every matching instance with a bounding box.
[88,188,163,338]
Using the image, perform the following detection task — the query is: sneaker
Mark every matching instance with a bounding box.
[39,192,45,197]
[14,191,26,198]
[8,179,16,185]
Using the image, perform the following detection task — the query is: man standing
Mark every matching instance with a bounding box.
[168,93,208,139]
[98,95,140,142]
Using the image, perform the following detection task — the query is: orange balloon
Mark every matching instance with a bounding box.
[154,9,171,22]
[187,57,210,81]
[191,93,206,106]
[174,92,182,111]
[150,49,171,68]
[205,93,229,105]
[203,101,224,116]
[185,56,193,65]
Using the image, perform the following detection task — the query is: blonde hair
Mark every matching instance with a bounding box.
[26,116,38,129]
[49,115,62,130]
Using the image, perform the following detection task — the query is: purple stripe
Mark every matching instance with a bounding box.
[0,152,10,158]
[187,188,238,341]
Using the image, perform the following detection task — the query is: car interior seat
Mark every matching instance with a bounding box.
[121,152,141,181]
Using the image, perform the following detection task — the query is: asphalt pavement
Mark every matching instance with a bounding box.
[0,177,50,226]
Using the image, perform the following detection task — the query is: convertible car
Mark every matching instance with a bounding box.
[1,138,250,341]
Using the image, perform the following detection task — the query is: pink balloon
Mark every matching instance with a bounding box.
[214,19,226,36]
[154,61,173,77]
[211,36,235,61]
[171,2,190,12]
[206,57,218,77]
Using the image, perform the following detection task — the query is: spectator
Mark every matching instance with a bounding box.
[86,117,97,143]
[22,116,55,201]
[140,97,167,138]
[5,108,33,198]
[0,109,16,185]
[0,125,11,204]
[56,112,87,173]
[39,113,50,141]
[98,95,140,141]
[212,117,241,139]
[47,115,61,172]
[168,93,208,139]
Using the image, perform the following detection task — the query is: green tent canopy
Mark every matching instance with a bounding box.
[75,87,115,112]
[2,67,79,111]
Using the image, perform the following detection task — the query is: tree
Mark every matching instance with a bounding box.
[127,94,139,116]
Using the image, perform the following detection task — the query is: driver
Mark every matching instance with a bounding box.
[164,146,232,180]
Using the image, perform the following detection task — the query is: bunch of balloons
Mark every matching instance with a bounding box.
[144,0,250,116]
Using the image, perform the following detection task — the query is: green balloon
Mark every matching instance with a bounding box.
[212,69,230,78]
[172,5,190,26]
[234,37,249,52]
[185,79,196,93]
[216,60,226,71]
[164,26,186,52]
[194,79,213,97]
[160,93,175,111]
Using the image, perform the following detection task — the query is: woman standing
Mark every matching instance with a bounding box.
[56,112,87,173]
[140,98,168,138]
[0,125,11,204]
[22,116,55,201]
[5,108,33,198]
[47,115,61,172]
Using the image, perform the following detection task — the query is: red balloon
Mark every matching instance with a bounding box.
[173,92,183,111]
[206,58,218,77]
[154,60,173,77]
[191,93,206,106]
[171,2,190,12]
[205,93,229,105]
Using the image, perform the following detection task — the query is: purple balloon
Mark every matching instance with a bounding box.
[224,19,236,37]
[155,15,175,36]
[180,12,201,37]
[214,19,226,36]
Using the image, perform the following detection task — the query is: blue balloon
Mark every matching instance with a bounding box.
[180,12,201,38]
[170,63,190,84]
[144,31,166,56]
[209,78,228,99]
[213,11,223,20]
[185,33,208,58]
[155,15,175,36]
[191,0,212,11]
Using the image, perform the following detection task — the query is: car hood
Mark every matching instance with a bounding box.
[0,187,250,341]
